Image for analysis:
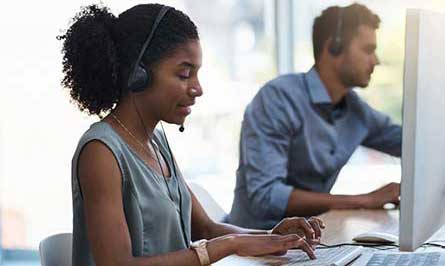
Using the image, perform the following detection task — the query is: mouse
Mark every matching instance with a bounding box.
[353,231,398,243]
[383,202,399,210]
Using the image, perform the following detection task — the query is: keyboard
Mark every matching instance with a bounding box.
[287,246,363,266]
[241,246,363,266]
[363,252,445,266]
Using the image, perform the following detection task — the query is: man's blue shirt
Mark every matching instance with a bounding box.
[228,67,401,229]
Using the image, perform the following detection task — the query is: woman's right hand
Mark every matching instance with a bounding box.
[231,233,316,259]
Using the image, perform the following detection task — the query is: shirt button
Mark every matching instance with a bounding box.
[330,149,335,155]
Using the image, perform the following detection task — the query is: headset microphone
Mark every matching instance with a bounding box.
[179,124,185,132]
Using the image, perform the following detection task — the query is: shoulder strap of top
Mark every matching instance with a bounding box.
[72,122,130,198]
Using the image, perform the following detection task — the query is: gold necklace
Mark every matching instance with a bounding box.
[110,113,168,179]
[110,113,156,160]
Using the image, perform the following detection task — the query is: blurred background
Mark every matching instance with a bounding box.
[0,0,443,265]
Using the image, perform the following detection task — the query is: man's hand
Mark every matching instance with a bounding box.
[361,182,400,209]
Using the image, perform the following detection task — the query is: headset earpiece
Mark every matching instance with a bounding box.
[126,6,170,93]
[127,62,150,93]
[329,36,343,56]
[328,8,344,56]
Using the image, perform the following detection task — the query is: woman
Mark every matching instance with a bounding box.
[59,3,325,266]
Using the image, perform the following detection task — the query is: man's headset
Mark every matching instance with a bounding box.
[328,7,344,56]
[126,5,190,246]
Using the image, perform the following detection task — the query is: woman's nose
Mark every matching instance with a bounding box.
[189,84,203,97]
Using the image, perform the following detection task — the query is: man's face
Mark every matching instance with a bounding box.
[339,25,380,88]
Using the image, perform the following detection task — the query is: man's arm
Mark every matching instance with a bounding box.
[241,84,370,219]
[285,181,401,217]
[243,86,402,219]
[285,189,367,217]
[360,99,402,157]
[240,83,301,222]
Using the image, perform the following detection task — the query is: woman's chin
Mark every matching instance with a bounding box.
[162,116,186,126]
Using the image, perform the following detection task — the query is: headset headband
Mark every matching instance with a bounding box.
[334,7,343,44]
[127,6,171,89]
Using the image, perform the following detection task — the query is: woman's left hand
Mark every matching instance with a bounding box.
[270,217,325,246]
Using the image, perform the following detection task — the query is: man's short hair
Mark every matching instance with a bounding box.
[312,3,380,61]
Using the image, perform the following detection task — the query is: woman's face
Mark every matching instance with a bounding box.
[144,40,203,125]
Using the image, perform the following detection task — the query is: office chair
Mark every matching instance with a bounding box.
[39,233,72,266]
[188,182,227,222]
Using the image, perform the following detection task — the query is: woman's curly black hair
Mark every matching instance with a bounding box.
[58,3,199,116]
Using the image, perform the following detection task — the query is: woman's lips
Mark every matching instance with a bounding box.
[177,105,192,115]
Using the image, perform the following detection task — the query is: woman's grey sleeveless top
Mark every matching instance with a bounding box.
[71,122,192,266]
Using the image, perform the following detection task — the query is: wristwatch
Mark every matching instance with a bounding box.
[190,239,211,266]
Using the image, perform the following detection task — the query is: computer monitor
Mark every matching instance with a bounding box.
[400,8,445,251]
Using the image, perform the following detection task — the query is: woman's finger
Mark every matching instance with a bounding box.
[310,217,325,229]
[308,217,322,239]
[294,218,315,240]
[294,237,317,260]
[278,234,302,248]
[307,237,320,246]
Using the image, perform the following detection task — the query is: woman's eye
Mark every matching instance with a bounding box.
[179,75,190,80]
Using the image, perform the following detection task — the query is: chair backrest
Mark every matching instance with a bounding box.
[39,233,72,266]
[188,182,227,222]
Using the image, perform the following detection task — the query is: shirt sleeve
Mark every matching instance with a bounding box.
[240,83,302,220]
[360,99,402,157]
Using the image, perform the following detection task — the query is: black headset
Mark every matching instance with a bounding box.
[329,7,344,56]
[126,5,190,246]
[127,6,171,93]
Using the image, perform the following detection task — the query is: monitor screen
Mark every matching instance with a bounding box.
[400,8,445,251]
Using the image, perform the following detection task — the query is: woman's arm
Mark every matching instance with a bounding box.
[79,141,310,266]
[188,185,324,243]
[188,188,267,241]
[78,140,219,266]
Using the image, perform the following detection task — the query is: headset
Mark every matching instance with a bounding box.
[329,7,344,56]
[126,5,190,246]
[127,6,171,93]
[127,5,186,132]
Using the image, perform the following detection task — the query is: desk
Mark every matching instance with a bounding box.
[318,209,399,245]
[215,209,445,265]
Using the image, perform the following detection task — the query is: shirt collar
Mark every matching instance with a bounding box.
[305,67,333,105]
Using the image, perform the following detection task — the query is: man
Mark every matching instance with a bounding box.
[228,3,401,229]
